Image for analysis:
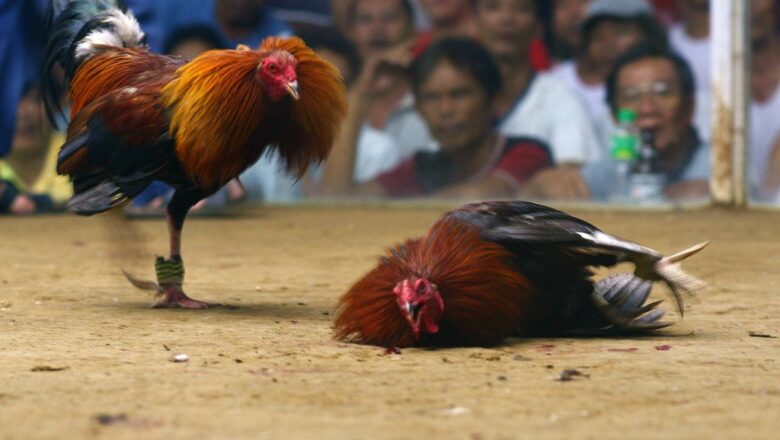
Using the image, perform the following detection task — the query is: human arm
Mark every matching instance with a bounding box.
[517,164,591,200]
[317,42,413,197]
[317,86,373,196]
[0,180,44,215]
[664,179,710,201]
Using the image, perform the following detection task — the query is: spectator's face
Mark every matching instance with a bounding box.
[751,0,775,41]
[586,18,645,68]
[351,0,413,57]
[553,0,589,50]
[419,0,471,25]
[614,58,692,153]
[216,0,266,26]
[475,0,540,61]
[11,89,51,156]
[416,60,493,152]
[750,39,779,102]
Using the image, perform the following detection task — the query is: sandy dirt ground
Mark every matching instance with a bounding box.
[0,204,779,440]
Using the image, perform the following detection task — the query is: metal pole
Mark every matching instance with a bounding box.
[710,0,749,206]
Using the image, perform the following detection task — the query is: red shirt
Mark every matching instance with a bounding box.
[529,38,551,71]
[376,137,552,197]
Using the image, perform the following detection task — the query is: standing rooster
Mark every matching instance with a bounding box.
[43,0,346,308]
[335,201,707,347]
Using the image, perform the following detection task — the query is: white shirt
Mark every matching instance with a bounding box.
[551,61,613,157]
[498,73,602,164]
[551,61,608,120]
[669,24,710,96]
[353,124,404,182]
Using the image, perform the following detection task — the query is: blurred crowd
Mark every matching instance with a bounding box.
[2,0,780,216]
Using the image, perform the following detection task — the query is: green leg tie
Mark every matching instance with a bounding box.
[155,256,185,286]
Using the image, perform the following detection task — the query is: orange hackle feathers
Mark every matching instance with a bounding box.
[335,219,539,347]
[162,36,347,190]
[262,37,347,178]
[162,49,266,189]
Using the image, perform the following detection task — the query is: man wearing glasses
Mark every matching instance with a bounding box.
[580,44,710,202]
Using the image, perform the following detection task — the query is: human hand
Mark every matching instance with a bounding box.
[10,194,36,215]
[353,39,415,96]
[225,179,247,202]
[664,179,709,201]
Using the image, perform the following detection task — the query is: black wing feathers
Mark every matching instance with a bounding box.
[450,201,662,264]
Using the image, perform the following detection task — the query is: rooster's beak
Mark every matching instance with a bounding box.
[402,301,422,322]
[285,81,299,100]
[402,301,421,338]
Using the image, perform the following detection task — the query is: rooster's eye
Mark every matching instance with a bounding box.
[267,63,277,72]
[417,284,426,294]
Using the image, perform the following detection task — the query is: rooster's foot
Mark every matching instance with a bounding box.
[153,285,219,309]
[591,274,671,332]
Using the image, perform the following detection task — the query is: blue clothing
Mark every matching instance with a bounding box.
[0,0,45,157]
[125,0,291,53]
[266,0,332,28]
[583,138,710,201]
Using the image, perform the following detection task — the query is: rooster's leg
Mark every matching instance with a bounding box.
[153,189,218,309]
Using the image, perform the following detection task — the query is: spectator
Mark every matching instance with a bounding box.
[347,0,416,59]
[330,0,354,37]
[319,38,553,198]
[345,0,428,160]
[1,0,46,157]
[668,0,710,97]
[319,0,435,195]
[582,45,710,202]
[162,24,229,59]
[297,28,361,86]
[750,0,776,43]
[549,0,590,61]
[332,0,428,36]
[551,0,667,149]
[748,0,780,200]
[474,0,601,200]
[0,86,72,215]
[414,0,478,54]
[265,0,332,32]
[649,0,679,27]
[127,0,291,53]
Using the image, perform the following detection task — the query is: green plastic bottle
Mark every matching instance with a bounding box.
[609,109,639,202]
[611,109,639,161]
